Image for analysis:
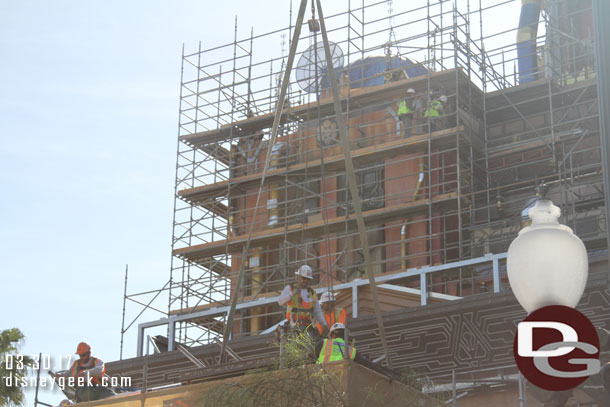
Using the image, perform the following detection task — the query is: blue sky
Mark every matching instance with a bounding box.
[0,1,295,404]
[0,1,520,404]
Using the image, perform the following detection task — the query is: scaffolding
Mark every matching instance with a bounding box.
[122,0,602,362]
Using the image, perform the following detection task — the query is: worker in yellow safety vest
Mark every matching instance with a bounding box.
[316,291,347,336]
[424,93,447,132]
[316,323,356,364]
[278,265,328,335]
[397,88,416,137]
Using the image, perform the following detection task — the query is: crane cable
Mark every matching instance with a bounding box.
[219,0,310,363]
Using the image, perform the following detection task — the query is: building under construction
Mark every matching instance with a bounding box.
[103,0,610,406]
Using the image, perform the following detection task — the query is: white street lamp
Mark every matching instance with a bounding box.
[507,197,588,313]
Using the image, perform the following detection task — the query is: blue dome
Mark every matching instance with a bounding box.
[312,55,427,96]
[345,56,427,89]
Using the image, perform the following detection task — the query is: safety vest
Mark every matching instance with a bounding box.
[317,307,346,335]
[70,357,104,385]
[397,100,413,115]
[317,338,356,364]
[286,287,317,326]
[424,99,443,118]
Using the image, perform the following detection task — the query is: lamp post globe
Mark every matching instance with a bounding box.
[507,198,588,313]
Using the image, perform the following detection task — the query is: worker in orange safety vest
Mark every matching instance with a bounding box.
[316,291,347,336]
[62,342,116,403]
[278,265,328,336]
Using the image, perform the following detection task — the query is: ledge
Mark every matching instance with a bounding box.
[173,192,458,262]
[179,125,464,206]
[179,69,469,148]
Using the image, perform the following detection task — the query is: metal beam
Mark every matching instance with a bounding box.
[167,319,176,352]
[177,344,206,368]
[213,337,242,361]
[137,325,144,357]
[260,321,283,335]
[352,285,359,319]
[420,272,428,306]
[492,257,501,293]
[378,283,461,301]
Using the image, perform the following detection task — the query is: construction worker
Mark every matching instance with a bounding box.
[438,90,449,128]
[278,265,328,336]
[315,324,402,380]
[316,291,347,336]
[63,342,115,403]
[424,93,447,132]
[316,323,356,364]
[397,88,416,136]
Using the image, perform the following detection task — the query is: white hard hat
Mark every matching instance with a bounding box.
[329,322,346,335]
[407,88,415,94]
[320,292,336,303]
[440,95,447,103]
[295,265,313,279]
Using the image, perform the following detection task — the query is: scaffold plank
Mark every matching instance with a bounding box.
[173,192,458,262]
[179,125,464,206]
[179,69,477,148]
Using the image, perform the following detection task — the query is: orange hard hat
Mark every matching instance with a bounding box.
[75,342,91,355]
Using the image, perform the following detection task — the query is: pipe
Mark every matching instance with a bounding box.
[518,372,527,407]
[516,0,541,84]
[267,141,285,228]
[228,215,235,238]
[451,370,457,407]
[401,158,425,270]
[250,247,264,333]
[400,224,407,271]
